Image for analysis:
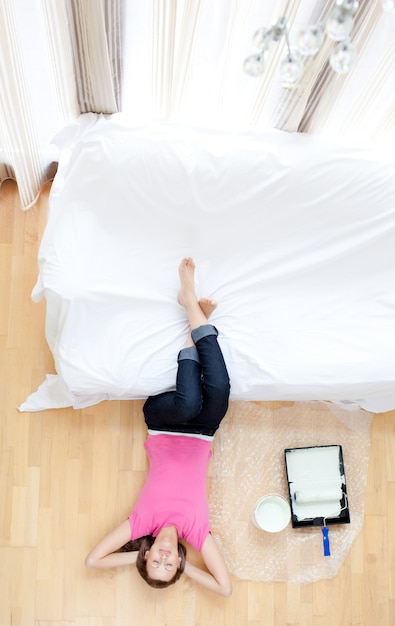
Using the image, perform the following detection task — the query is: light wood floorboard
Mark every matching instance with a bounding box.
[1,180,394,625]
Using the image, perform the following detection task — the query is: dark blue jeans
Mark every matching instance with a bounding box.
[143,324,230,436]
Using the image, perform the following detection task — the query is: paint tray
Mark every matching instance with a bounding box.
[284,445,350,528]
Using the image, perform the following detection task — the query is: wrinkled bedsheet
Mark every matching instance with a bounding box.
[20,113,395,412]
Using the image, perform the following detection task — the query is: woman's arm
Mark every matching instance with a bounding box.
[85,520,138,569]
[184,533,232,597]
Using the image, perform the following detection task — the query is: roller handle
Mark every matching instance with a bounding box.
[322,527,331,557]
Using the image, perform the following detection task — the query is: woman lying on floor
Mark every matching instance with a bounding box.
[85,258,232,597]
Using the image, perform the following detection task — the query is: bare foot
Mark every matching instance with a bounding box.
[178,257,197,308]
[199,297,217,319]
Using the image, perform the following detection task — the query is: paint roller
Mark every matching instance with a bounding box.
[292,486,344,557]
[293,487,343,504]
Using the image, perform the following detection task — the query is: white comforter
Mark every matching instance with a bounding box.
[20,113,395,412]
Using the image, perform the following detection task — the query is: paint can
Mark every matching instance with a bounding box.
[251,494,291,532]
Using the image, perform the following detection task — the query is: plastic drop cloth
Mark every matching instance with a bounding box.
[208,401,372,583]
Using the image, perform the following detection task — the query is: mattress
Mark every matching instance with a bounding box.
[20,113,395,412]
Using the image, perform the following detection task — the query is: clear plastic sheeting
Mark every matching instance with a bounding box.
[208,401,372,583]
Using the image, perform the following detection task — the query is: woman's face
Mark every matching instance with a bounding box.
[145,539,182,582]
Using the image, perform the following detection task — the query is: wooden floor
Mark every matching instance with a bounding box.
[1,179,395,626]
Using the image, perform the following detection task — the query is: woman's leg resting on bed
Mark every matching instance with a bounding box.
[144,258,229,434]
[143,354,202,427]
[144,258,209,428]
[178,258,230,432]
[192,330,230,417]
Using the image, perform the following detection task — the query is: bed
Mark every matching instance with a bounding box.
[20,113,395,413]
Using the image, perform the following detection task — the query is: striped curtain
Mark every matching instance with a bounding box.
[122,0,395,146]
[0,0,45,209]
[0,0,121,209]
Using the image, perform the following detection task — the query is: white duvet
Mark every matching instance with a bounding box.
[20,113,395,412]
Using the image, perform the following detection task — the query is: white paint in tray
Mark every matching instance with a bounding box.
[286,446,345,521]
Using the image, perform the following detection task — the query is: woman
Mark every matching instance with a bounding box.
[85,258,232,597]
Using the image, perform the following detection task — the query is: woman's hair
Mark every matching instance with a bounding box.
[119,535,187,589]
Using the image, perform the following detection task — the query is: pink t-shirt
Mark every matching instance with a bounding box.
[129,434,212,552]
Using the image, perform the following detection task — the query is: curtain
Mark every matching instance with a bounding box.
[123,0,395,144]
[0,0,47,209]
[298,0,395,140]
[1,0,395,209]
[0,0,121,209]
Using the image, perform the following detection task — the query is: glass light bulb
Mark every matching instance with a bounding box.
[280,51,303,84]
[243,54,265,77]
[271,17,288,41]
[381,0,395,11]
[253,27,274,52]
[329,39,356,73]
[326,8,354,40]
[297,24,325,56]
[337,0,359,14]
